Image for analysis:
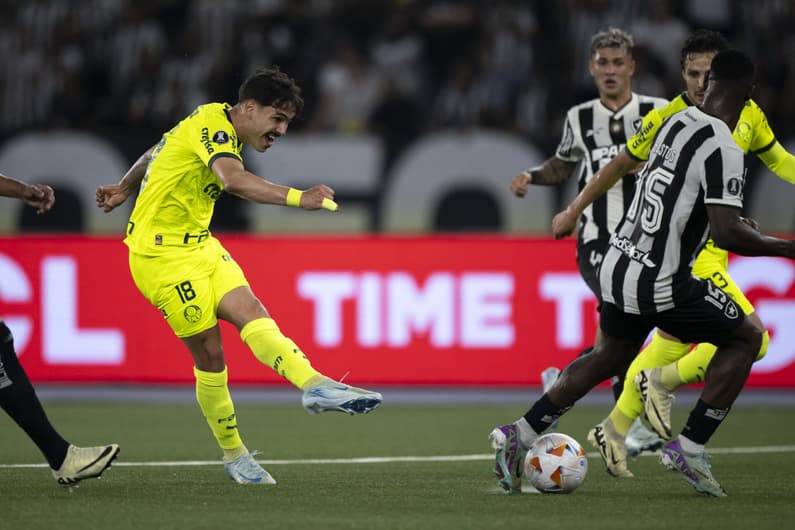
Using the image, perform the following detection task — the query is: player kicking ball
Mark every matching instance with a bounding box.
[96,66,381,485]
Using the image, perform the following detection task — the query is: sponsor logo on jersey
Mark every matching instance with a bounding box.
[630,120,656,150]
[591,144,621,164]
[200,127,214,155]
[203,183,222,200]
[213,130,230,144]
[609,233,656,267]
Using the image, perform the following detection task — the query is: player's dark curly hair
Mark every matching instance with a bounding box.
[679,29,730,69]
[238,65,304,116]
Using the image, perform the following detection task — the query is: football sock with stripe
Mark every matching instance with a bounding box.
[194,366,244,451]
[240,318,320,390]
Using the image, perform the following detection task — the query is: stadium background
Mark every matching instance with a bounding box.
[2,0,795,388]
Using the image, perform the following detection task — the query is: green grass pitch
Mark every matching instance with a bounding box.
[1,397,793,530]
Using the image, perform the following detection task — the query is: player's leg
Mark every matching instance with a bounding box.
[490,303,650,491]
[0,322,69,467]
[573,240,661,454]
[211,241,381,415]
[639,248,769,438]
[129,245,273,485]
[607,329,690,446]
[0,321,119,485]
[180,326,276,485]
[657,279,760,497]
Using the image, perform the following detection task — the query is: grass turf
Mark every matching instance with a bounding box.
[1,399,793,530]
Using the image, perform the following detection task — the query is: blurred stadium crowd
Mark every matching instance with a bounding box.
[1,0,795,233]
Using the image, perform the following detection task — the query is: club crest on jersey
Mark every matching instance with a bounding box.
[213,130,230,144]
[184,305,203,323]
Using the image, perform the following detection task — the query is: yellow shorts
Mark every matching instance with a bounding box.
[692,239,755,316]
[129,237,249,338]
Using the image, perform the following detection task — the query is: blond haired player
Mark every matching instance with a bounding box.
[96,66,381,485]
[552,30,795,477]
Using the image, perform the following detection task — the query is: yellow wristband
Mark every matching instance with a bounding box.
[321,197,338,211]
[286,188,303,207]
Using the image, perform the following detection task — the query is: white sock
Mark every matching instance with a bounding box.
[678,434,704,455]
[514,417,538,449]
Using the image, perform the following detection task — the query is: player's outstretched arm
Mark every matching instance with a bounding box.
[212,156,337,211]
[551,149,641,239]
[708,204,795,259]
[510,158,575,197]
[0,173,55,214]
[96,146,155,212]
[757,141,795,184]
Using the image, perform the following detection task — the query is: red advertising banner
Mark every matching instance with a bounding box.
[2,235,794,386]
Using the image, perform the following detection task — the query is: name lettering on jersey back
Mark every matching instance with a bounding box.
[609,233,656,267]
[200,127,214,155]
[651,142,677,164]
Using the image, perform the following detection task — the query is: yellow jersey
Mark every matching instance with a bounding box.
[125,103,242,255]
[626,93,776,161]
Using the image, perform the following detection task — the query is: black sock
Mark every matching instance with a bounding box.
[0,323,69,469]
[681,398,730,445]
[611,375,625,402]
[523,393,570,434]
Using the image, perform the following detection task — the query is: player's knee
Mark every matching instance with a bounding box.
[735,324,763,363]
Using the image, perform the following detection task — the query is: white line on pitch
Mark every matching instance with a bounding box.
[2,445,795,469]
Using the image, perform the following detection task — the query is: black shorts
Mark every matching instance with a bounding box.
[600,277,746,347]
[577,239,608,303]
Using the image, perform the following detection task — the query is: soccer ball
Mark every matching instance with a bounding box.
[525,433,588,493]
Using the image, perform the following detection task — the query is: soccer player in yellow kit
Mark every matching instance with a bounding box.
[551,30,795,477]
[96,66,382,485]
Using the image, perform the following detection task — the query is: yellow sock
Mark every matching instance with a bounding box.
[676,330,769,385]
[608,407,634,437]
[614,332,691,421]
[241,318,321,389]
[194,366,244,451]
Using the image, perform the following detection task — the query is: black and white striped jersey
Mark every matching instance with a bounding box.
[555,93,668,245]
[600,106,746,314]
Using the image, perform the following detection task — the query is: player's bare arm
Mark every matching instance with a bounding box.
[551,149,642,239]
[0,173,55,214]
[511,158,576,197]
[707,204,795,259]
[96,145,155,212]
[211,156,336,211]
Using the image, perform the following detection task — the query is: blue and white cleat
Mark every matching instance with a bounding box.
[660,439,726,497]
[302,380,383,415]
[224,453,276,485]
